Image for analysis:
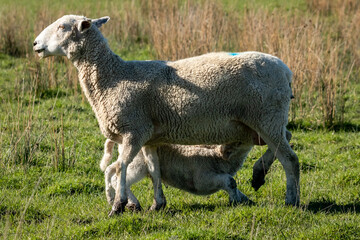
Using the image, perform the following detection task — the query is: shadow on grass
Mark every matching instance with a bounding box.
[163,201,256,216]
[160,203,218,216]
[305,201,360,214]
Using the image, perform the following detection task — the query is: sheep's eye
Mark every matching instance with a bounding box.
[58,25,65,30]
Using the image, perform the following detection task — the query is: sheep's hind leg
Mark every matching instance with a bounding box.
[258,127,300,206]
[142,146,166,211]
[252,130,292,191]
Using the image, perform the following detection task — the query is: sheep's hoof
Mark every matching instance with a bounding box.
[285,199,300,207]
[149,204,164,211]
[149,200,167,211]
[108,201,127,217]
[251,172,266,191]
[126,203,142,212]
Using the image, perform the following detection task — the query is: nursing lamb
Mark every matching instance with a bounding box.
[100,130,292,202]
[101,130,292,209]
[104,141,252,210]
[34,15,300,215]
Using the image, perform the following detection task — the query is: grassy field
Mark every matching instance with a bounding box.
[1,0,359,239]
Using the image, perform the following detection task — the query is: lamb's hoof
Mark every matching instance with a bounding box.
[108,201,127,217]
[251,172,266,191]
[230,198,255,206]
[126,203,142,212]
[244,199,255,206]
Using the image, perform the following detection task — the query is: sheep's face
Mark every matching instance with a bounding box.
[33,15,109,58]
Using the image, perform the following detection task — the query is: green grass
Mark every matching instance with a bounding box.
[1,118,359,239]
[1,0,360,239]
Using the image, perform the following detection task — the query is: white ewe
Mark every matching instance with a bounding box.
[34,15,299,215]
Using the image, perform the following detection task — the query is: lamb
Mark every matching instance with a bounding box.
[34,15,300,215]
[104,140,252,211]
[101,130,292,209]
[100,130,291,207]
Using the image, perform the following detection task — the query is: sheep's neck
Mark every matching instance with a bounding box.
[71,37,124,137]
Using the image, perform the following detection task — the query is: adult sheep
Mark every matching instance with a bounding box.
[33,15,300,215]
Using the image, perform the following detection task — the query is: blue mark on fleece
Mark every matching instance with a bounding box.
[228,52,239,56]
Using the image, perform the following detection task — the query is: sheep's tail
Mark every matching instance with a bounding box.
[100,139,116,171]
[280,60,294,99]
[287,70,294,99]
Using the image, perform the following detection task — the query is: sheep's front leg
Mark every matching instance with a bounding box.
[142,146,166,210]
[109,138,142,216]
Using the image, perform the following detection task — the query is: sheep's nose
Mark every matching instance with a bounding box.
[33,41,37,46]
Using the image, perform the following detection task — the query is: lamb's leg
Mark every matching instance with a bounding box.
[252,130,292,191]
[142,146,166,211]
[198,173,250,205]
[257,127,300,206]
[100,139,115,172]
[225,176,251,205]
[105,162,117,205]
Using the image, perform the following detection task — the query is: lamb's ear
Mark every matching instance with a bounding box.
[78,19,92,32]
[92,16,110,28]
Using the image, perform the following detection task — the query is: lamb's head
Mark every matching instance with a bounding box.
[219,142,252,161]
[33,15,109,59]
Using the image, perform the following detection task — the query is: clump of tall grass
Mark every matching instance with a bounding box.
[306,0,360,16]
[1,74,44,169]
[147,0,237,60]
[0,8,31,57]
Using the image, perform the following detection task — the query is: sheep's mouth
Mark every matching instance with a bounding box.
[35,49,45,54]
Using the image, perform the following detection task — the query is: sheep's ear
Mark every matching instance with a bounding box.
[92,16,110,28]
[79,19,92,32]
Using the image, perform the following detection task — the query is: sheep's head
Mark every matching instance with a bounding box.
[218,142,240,160]
[33,15,109,58]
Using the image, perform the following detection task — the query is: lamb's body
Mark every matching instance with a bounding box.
[104,140,253,210]
[34,15,300,214]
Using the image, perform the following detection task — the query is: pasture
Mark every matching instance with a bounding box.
[1,0,359,239]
